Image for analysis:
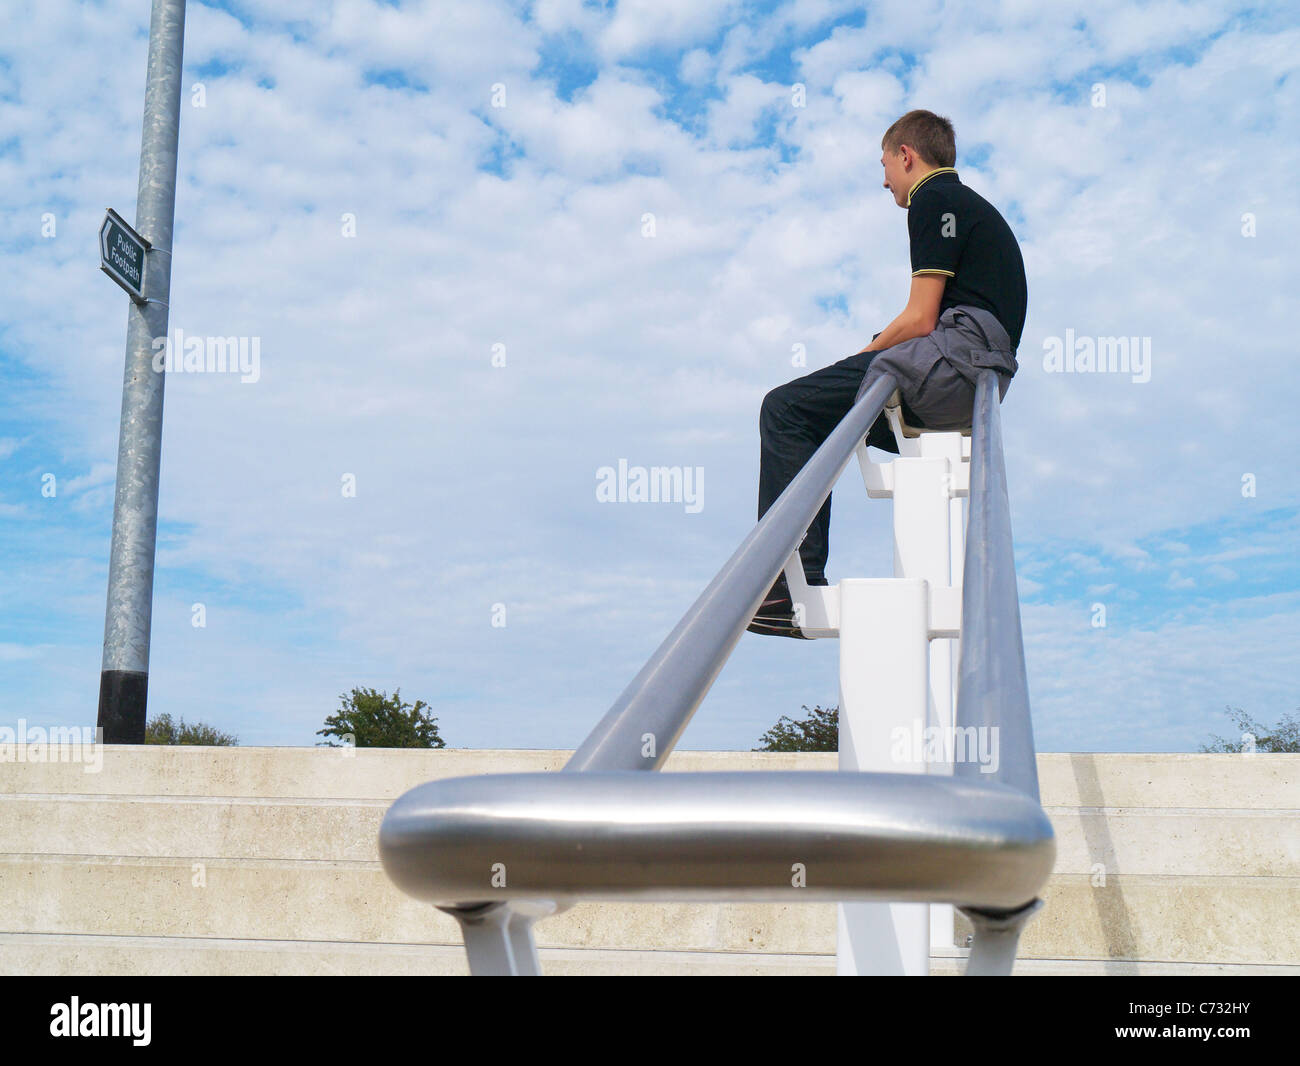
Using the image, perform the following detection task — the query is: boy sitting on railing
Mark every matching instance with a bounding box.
[749,109,1026,638]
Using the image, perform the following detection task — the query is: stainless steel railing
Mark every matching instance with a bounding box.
[954,370,1042,802]
[379,368,1054,975]
[563,371,904,773]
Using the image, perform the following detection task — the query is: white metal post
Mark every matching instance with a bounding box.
[900,433,968,953]
[836,577,930,975]
[834,424,969,974]
[938,438,967,952]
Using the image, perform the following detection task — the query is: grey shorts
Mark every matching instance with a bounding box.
[855,306,1016,430]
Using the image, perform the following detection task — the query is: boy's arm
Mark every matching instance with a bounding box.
[856,273,947,354]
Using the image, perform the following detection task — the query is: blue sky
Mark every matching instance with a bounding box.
[1,0,1298,753]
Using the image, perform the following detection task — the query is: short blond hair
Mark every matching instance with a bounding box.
[881,110,956,168]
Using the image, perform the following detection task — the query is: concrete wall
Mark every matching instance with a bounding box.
[2,748,1296,975]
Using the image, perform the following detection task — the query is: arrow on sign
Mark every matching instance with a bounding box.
[99,208,150,304]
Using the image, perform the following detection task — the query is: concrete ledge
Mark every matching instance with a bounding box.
[0,748,831,799]
[3,796,1294,876]
[0,933,833,977]
[963,875,1300,965]
[0,853,835,953]
[3,747,1296,974]
[6,933,1297,977]
[3,747,1294,808]
[5,852,1296,963]
[929,953,1300,977]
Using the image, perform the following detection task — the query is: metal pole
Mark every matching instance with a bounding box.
[959,900,1043,976]
[97,0,187,743]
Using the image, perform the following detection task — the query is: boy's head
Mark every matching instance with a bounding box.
[880,109,956,207]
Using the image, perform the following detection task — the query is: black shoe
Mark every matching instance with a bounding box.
[746,574,810,639]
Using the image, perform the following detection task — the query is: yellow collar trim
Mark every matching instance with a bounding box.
[907,167,958,207]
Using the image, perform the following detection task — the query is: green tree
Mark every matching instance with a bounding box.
[145,713,238,746]
[754,703,838,752]
[1200,705,1299,753]
[317,686,446,749]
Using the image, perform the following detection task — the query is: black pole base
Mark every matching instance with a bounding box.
[97,670,148,743]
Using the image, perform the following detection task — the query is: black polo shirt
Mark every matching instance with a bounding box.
[906,167,1027,351]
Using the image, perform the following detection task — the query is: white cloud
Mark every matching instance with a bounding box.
[1,0,1296,753]
[679,47,714,86]
[598,0,742,60]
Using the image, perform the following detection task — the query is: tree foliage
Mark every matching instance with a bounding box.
[317,686,446,749]
[1200,705,1299,753]
[754,703,838,752]
[145,713,238,746]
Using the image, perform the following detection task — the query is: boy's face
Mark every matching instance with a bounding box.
[880,145,913,208]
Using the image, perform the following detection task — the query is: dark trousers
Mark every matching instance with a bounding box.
[758,349,921,584]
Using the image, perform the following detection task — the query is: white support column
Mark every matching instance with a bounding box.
[938,448,967,953]
[836,577,930,976]
[899,434,968,954]
[837,426,969,974]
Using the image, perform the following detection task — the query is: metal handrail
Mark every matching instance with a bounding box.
[564,371,902,772]
[954,371,1042,802]
[379,367,1054,975]
[380,771,1055,908]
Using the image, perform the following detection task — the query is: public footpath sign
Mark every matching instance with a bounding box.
[99,208,150,304]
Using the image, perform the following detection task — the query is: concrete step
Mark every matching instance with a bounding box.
[928,952,1300,977]
[988,875,1300,965]
[4,933,1297,977]
[1037,752,1298,810]
[3,854,1295,964]
[0,795,390,862]
[1044,807,1300,876]
[0,853,832,953]
[0,933,831,976]
[3,794,1294,875]
[3,747,1295,809]
[4,748,1294,973]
